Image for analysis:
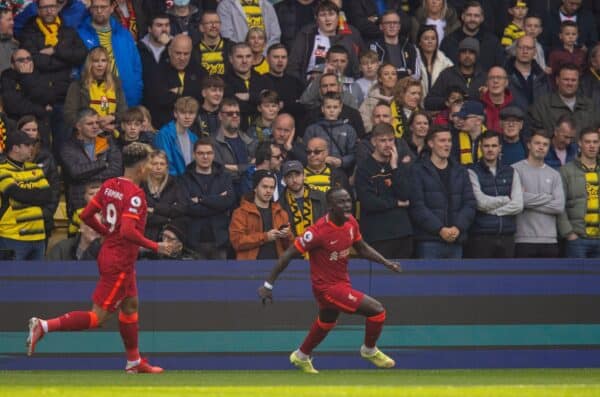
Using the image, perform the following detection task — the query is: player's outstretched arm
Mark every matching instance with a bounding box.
[258,244,302,305]
[353,239,402,273]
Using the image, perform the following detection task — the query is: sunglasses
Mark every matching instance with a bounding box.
[306,149,325,155]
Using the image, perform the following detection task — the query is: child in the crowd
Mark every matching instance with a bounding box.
[304,92,357,175]
[433,86,465,130]
[356,50,379,105]
[68,180,102,237]
[502,0,528,47]
[507,14,549,72]
[247,90,281,143]
[548,20,587,77]
[138,105,157,133]
[116,107,155,150]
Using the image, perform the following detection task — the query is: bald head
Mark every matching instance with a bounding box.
[169,34,192,71]
[515,35,536,64]
[272,113,295,146]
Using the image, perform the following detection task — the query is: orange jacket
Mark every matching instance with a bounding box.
[229,196,293,260]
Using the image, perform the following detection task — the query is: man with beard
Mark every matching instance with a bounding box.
[424,37,486,111]
[280,160,327,238]
[356,123,413,258]
[440,1,504,71]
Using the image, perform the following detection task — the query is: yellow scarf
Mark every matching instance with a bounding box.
[390,101,406,138]
[88,81,117,116]
[0,117,6,153]
[286,186,314,237]
[241,0,264,30]
[584,165,600,237]
[36,16,61,47]
[253,57,269,75]
[458,131,483,165]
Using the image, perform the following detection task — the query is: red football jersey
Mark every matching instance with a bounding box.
[90,177,148,272]
[294,214,362,290]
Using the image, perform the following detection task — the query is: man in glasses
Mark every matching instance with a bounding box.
[180,138,235,260]
[193,11,232,76]
[18,0,87,154]
[1,48,64,148]
[78,0,142,106]
[213,97,257,197]
[505,35,549,109]
[304,136,350,194]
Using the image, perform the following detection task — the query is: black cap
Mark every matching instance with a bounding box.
[499,106,525,120]
[281,160,304,177]
[253,169,276,189]
[5,129,36,151]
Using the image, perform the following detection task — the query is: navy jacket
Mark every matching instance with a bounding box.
[469,160,517,235]
[179,162,236,249]
[409,156,476,242]
[356,155,412,243]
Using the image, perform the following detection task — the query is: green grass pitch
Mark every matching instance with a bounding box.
[2,369,600,397]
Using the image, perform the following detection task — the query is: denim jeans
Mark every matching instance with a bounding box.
[415,241,463,259]
[0,237,45,260]
[565,238,600,258]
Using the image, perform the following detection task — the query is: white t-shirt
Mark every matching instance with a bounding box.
[307,31,331,77]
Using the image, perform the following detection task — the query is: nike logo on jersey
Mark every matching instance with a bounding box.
[330,240,338,245]
[347,293,357,302]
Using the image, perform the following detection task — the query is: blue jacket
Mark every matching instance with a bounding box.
[409,156,476,243]
[78,16,143,106]
[544,143,578,170]
[15,0,88,36]
[153,121,198,176]
[469,160,517,236]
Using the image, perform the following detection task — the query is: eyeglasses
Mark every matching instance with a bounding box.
[14,56,32,63]
[220,111,240,117]
[90,5,110,11]
[306,149,325,156]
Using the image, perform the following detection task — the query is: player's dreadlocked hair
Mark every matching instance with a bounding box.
[122,142,152,168]
[326,187,347,205]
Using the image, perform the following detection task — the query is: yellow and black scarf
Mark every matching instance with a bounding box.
[241,0,264,30]
[583,163,600,237]
[286,186,314,237]
[0,117,6,153]
[390,101,407,138]
[36,16,61,47]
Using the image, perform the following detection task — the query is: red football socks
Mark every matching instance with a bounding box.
[119,312,140,362]
[299,318,337,355]
[46,311,98,332]
[364,310,386,348]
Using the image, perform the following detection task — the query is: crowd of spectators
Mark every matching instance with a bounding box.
[0,0,600,260]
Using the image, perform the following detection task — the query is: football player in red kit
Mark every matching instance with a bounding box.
[258,187,402,373]
[26,143,180,373]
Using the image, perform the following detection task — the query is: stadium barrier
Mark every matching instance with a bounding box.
[2,258,600,370]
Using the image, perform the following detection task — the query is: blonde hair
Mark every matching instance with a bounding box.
[82,47,116,91]
[174,96,199,114]
[137,105,156,131]
[146,150,169,194]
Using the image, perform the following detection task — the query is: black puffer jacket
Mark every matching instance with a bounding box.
[141,175,187,241]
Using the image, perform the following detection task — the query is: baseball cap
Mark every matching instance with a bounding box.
[499,106,525,120]
[281,160,304,177]
[458,37,480,56]
[455,100,485,119]
[5,129,36,151]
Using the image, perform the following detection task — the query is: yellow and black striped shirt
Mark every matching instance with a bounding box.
[0,160,49,241]
[199,39,226,75]
[502,22,525,47]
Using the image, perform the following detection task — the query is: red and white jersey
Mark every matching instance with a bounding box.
[89,177,148,272]
[294,214,362,290]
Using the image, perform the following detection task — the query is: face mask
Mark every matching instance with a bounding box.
[173,0,190,6]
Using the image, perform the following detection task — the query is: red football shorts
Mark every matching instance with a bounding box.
[92,271,137,312]
[314,283,365,313]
